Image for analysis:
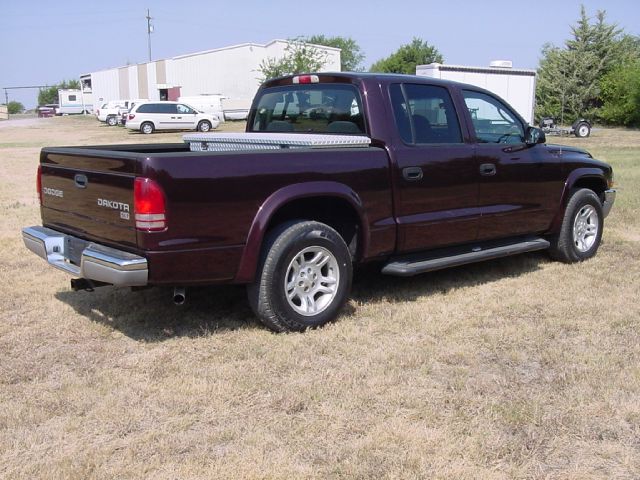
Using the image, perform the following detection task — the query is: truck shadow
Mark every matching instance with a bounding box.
[351,251,549,305]
[55,251,549,342]
[55,284,257,342]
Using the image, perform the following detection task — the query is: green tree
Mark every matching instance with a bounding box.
[37,79,80,105]
[7,101,24,114]
[599,60,640,126]
[303,35,365,71]
[258,39,329,82]
[535,6,637,123]
[369,38,443,74]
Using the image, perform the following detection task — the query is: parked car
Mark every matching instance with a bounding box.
[96,101,127,126]
[22,73,616,332]
[125,101,220,134]
[37,104,58,118]
[96,99,148,126]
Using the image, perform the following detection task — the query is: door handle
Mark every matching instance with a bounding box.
[480,163,496,176]
[402,166,423,181]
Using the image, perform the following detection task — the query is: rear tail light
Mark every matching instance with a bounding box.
[37,165,42,205]
[134,177,166,231]
[292,74,319,84]
[128,114,135,120]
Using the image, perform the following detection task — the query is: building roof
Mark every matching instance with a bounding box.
[81,39,341,76]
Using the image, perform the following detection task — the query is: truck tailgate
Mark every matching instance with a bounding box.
[40,148,138,248]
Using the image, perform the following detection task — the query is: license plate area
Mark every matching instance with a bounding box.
[65,236,89,266]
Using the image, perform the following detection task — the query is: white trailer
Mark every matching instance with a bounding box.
[57,89,94,115]
[416,61,536,125]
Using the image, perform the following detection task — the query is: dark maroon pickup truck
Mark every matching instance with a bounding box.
[23,73,616,332]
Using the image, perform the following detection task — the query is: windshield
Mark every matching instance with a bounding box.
[249,84,365,135]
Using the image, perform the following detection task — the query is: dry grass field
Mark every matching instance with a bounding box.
[1,116,639,479]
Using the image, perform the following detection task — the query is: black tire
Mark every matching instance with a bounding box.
[197,120,212,132]
[140,122,154,134]
[574,122,591,138]
[106,115,118,127]
[247,221,353,332]
[549,188,603,263]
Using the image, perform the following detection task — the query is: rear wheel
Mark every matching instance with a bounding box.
[106,115,118,127]
[549,188,603,262]
[141,122,154,134]
[247,221,352,332]
[197,120,212,132]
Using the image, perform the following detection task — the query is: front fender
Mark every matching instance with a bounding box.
[234,181,369,283]
[548,167,608,234]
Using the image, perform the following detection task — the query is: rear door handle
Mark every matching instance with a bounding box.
[480,163,496,176]
[402,166,423,181]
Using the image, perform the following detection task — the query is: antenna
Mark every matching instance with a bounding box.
[146,8,154,62]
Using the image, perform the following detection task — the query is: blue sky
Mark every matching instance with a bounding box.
[1,0,639,108]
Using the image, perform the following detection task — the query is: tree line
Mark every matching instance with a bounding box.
[258,6,639,127]
[32,8,638,127]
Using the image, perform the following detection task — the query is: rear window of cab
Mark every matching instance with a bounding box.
[250,84,366,135]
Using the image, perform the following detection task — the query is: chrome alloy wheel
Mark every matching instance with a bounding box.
[573,204,599,252]
[284,246,340,316]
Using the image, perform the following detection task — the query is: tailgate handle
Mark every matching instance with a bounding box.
[74,174,88,188]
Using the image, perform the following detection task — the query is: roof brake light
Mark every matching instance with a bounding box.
[292,75,319,84]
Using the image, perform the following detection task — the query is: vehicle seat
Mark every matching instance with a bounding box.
[266,120,294,132]
[326,121,362,134]
[412,115,433,143]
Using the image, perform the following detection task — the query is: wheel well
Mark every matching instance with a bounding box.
[267,197,362,259]
[573,177,606,201]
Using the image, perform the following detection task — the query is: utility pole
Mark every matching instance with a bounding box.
[146,8,153,62]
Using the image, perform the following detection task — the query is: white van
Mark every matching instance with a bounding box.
[126,101,220,134]
[178,95,225,123]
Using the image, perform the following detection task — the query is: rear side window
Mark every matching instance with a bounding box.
[137,104,155,113]
[250,84,365,134]
[462,90,524,144]
[390,84,462,144]
[137,103,177,114]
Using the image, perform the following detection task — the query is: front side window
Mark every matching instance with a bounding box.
[462,90,524,144]
[177,104,195,114]
[390,83,462,144]
[250,84,365,134]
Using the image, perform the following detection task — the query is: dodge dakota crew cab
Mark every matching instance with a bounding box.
[23,73,616,332]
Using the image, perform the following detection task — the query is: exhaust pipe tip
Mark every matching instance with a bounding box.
[173,287,186,305]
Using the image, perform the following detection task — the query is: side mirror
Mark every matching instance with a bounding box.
[525,126,546,145]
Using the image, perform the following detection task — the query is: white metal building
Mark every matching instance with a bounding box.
[83,40,341,108]
[416,61,537,124]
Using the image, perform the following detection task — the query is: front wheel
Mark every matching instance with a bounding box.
[106,115,118,126]
[247,221,352,332]
[549,188,603,263]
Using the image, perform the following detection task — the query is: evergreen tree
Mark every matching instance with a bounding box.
[536,7,635,123]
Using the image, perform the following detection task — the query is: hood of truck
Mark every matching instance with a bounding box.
[545,144,593,158]
[39,148,138,248]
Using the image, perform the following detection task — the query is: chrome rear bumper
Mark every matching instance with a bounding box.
[22,226,148,286]
[602,189,616,218]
